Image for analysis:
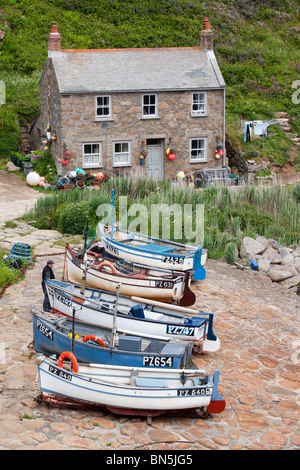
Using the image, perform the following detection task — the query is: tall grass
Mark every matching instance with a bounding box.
[24,178,300,258]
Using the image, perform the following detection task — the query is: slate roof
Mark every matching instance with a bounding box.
[49,47,225,94]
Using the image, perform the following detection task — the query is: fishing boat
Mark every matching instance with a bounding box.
[64,244,196,307]
[45,279,220,352]
[37,354,226,417]
[32,310,194,369]
[97,223,207,281]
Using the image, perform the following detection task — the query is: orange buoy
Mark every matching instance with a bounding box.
[58,351,78,373]
[82,335,107,348]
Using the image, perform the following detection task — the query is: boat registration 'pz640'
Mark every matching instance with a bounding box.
[177,387,212,396]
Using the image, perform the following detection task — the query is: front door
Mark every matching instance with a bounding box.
[146,139,164,179]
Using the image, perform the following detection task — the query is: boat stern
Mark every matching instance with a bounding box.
[192,247,207,281]
[206,370,225,414]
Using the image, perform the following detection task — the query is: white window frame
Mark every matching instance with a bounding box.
[189,138,207,163]
[191,92,207,117]
[82,142,102,168]
[113,141,131,167]
[95,95,112,120]
[142,94,158,118]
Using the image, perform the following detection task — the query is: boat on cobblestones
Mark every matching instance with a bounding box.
[65,244,196,306]
[45,279,220,351]
[97,223,207,281]
[38,354,226,417]
[32,309,194,369]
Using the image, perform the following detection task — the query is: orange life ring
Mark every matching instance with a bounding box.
[97,260,117,274]
[58,351,78,373]
[82,335,107,348]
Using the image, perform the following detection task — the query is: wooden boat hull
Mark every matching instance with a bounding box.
[65,245,196,306]
[32,311,193,369]
[45,280,220,351]
[97,224,207,281]
[38,358,225,417]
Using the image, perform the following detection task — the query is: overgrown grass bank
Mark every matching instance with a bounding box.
[24,179,300,260]
[0,0,299,167]
[0,250,25,292]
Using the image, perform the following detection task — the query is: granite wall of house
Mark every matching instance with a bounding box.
[59,89,224,177]
[37,60,225,177]
[33,59,62,169]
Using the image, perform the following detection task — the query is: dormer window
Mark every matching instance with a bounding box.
[191,92,206,116]
[95,95,111,120]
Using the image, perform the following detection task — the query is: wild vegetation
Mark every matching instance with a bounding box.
[0,1,299,272]
[0,0,299,168]
[24,178,300,260]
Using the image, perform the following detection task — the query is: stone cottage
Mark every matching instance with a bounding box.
[33,19,226,179]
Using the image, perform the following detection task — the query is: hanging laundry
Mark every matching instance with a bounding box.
[242,119,279,140]
[253,121,264,136]
[243,121,253,142]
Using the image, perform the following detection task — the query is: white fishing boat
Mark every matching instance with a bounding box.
[97,223,207,281]
[45,280,220,352]
[38,354,226,417]
[65,244,196,306]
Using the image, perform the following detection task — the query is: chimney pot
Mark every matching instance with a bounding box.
[48,23,61,54]
[200,17,213,50]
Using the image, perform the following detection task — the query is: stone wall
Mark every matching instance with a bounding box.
[36,59,225,177]
[31,59,62,167]
[60,89,224,177]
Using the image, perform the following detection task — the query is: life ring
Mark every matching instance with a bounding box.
[97,260,117,274]
[58,351,78,373]
[82,335,107,348]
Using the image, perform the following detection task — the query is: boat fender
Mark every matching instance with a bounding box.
[97,260,118,274]
[82,335,107,348]
[58,351,78,373]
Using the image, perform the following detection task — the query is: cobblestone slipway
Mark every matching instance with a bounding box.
[0,223,299,451]
[0,171,299,450]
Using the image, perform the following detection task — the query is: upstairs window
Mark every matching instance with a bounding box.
[95,96,111,120]
[191,92,206,116]
[189,138,207,163]
[82,143,102,168]
[113,141,131,167]
[142,94,158,118]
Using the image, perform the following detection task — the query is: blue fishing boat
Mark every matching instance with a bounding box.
[32,310,194,369]
[97,223,207,281]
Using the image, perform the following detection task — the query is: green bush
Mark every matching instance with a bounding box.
[0,258,22,290]
[52,200,91,235]
[31,150,57,184]
[292,183,300,203]
[224,243,238,265]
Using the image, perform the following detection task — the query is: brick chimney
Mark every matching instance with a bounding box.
[200,17,213,51]
[48,22,61,56]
